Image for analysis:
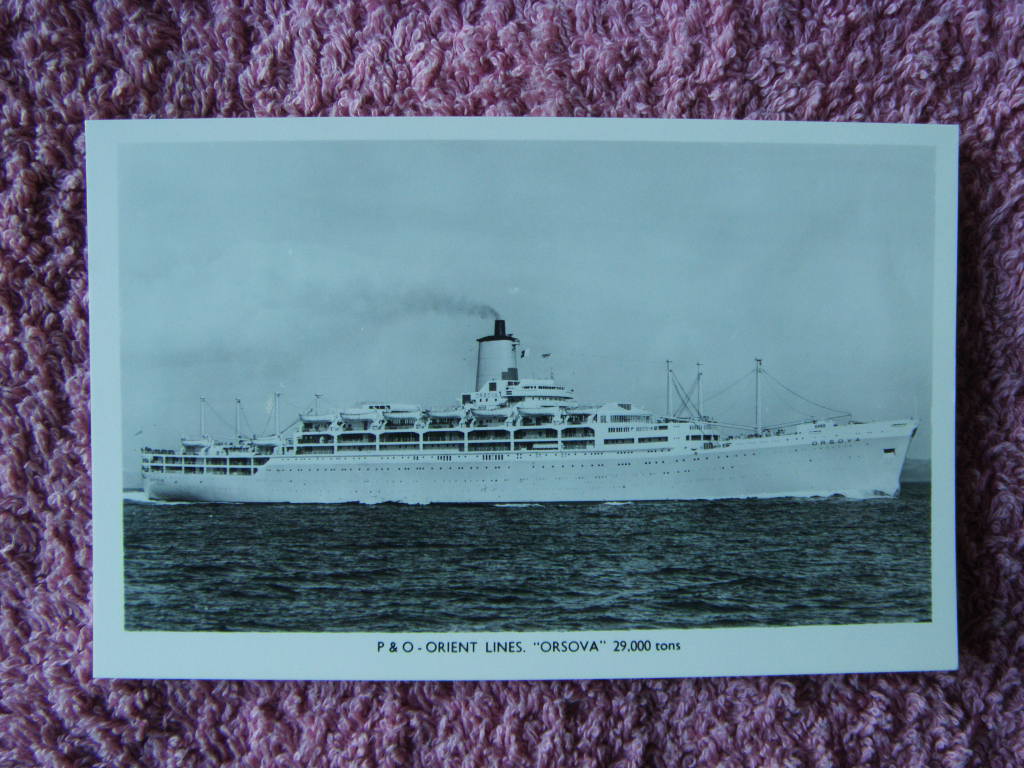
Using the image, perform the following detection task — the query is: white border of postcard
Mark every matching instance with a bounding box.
[88,117,958,681]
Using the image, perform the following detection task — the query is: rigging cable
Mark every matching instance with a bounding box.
[760,368,849,415]
[239,402,254,436]
[706,383,754,427]
[260,407,275,436]
[704,368,755,404]
[761,384,821,421]
[669,370,700,419]
[203,401,237,434]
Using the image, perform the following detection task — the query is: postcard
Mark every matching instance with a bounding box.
[87,117,958,680]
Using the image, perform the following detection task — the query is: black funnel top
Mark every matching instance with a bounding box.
[477,319,516,342]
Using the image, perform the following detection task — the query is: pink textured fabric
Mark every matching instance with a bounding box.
[1,1,1022,765]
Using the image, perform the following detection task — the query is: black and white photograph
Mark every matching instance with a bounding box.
[87,118,957,680]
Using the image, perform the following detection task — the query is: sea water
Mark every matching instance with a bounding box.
[123,484,931,632]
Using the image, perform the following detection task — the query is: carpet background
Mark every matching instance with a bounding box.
[1,1,1022,766]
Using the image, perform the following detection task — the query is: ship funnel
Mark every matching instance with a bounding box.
[475,320,519,391]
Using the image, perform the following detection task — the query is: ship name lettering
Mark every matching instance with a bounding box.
[534,639,603,653]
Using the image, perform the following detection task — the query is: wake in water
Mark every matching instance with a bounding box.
[122,490,195,506]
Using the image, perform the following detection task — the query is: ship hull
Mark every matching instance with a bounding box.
[142,420,918,504]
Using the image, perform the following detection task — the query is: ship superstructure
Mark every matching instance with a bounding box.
[141,320,918,503]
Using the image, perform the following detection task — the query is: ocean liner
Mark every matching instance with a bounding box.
[141,320,918,503]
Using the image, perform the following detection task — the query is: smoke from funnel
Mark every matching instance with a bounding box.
[402,289,500,320]
[350,287,500,322]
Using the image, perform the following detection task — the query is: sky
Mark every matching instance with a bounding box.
[118,135,936,481]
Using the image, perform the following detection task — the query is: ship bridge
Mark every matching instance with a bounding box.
[463,377,576,408]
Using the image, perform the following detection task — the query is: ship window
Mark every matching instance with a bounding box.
[462,395,471,404]
[489,382,497,391]
[884,448,895,454]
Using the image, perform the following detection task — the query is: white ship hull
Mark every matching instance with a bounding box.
[143,420,917,504]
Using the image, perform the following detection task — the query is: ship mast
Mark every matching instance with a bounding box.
[200,396,207,439]
[274,392,281,436]
[665,360,671,418]
[754,358,763,435]
[696,363,703,421]
[234,398,241,438]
